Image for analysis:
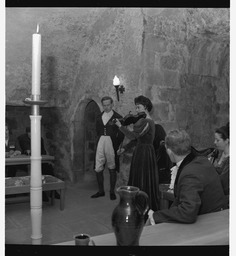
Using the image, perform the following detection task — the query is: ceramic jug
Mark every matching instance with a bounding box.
[111,186,149,246]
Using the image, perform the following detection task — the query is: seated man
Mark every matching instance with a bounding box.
[18,127,47,155]
[5,124,22,177]
[146,129,227,225]
[18,127,60,201]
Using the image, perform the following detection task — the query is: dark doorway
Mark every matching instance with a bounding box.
[84,100,101,179]
[72,99,101,182]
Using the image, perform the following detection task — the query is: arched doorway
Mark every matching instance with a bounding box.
[72,98,101,183]
[83,100,101,181]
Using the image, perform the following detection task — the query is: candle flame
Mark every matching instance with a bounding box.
[113,75,120,86]
[36,24,39,34]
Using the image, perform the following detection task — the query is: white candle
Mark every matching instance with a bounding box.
[32,24,41,96]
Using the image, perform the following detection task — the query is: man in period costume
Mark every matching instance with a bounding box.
[18,126,47,155]
[91,96,124,200]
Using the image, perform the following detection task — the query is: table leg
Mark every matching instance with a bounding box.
[51,190,55,206]
[60,189,65,211]
[27,164,30,175]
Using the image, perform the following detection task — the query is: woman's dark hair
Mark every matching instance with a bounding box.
[215,122,229,140]
[134,95,153,112]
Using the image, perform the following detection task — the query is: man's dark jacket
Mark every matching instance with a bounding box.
[5,139,21,153]
[95,110,124,172]
[17,133,46,155]
[17,133,54,176]
[153,151,227,224]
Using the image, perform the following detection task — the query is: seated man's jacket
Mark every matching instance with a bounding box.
[18,133,46,155]
[5,139,21,153]
[153,151,227,224]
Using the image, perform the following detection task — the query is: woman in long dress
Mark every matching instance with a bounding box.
[114,95,160,211]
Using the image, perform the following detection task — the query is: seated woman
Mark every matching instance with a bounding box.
[213,122,229,203]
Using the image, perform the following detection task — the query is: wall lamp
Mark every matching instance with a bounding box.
[113,75,125,101]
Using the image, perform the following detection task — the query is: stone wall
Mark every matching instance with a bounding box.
[141,8,229,147]
[5,8,229,182]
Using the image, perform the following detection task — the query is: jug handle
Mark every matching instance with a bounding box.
[135,191,149,216]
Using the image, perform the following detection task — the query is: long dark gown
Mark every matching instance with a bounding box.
[119,117,160,211]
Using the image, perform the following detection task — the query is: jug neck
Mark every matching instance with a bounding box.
[117,186,139,205]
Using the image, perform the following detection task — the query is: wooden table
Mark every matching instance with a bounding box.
[5,154,55,166]
[55,209,229,245]
[5,175,65,210]
[5,154,55,177]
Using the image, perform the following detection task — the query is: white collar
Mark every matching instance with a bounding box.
[103,110,113,115]
[176,159,183,168]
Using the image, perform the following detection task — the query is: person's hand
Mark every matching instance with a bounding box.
[14,150,21,156]
[145,217,152,226]
[145,209,155,226]
[117,148,125,155]
[9,150,21,157]
[8,150,15,157]
[127,124,134,131]
[114,119,122,128]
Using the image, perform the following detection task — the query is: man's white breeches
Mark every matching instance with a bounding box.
[95,136,116,172]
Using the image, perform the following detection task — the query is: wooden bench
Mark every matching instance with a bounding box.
[5,175,65,210]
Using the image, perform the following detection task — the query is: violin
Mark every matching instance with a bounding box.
[112,112,147,126]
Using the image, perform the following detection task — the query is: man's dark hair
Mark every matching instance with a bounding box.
[101,96,113,104]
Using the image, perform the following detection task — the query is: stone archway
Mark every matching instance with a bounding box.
[83,100,101,181]
[72,99,101,183]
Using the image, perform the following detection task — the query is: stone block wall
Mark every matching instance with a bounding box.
[5,8,229,182]
[140,8,229,148]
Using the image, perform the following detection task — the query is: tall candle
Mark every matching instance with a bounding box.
[32,24,41,96]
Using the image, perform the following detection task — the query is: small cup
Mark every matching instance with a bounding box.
[74,233,95,246]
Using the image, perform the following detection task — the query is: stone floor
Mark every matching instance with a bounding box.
[5,170,119,245]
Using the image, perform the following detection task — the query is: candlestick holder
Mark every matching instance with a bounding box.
[23,96,47,106]
[23,95,47,244]
[23,97,47,114]
[114,85,125,102]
